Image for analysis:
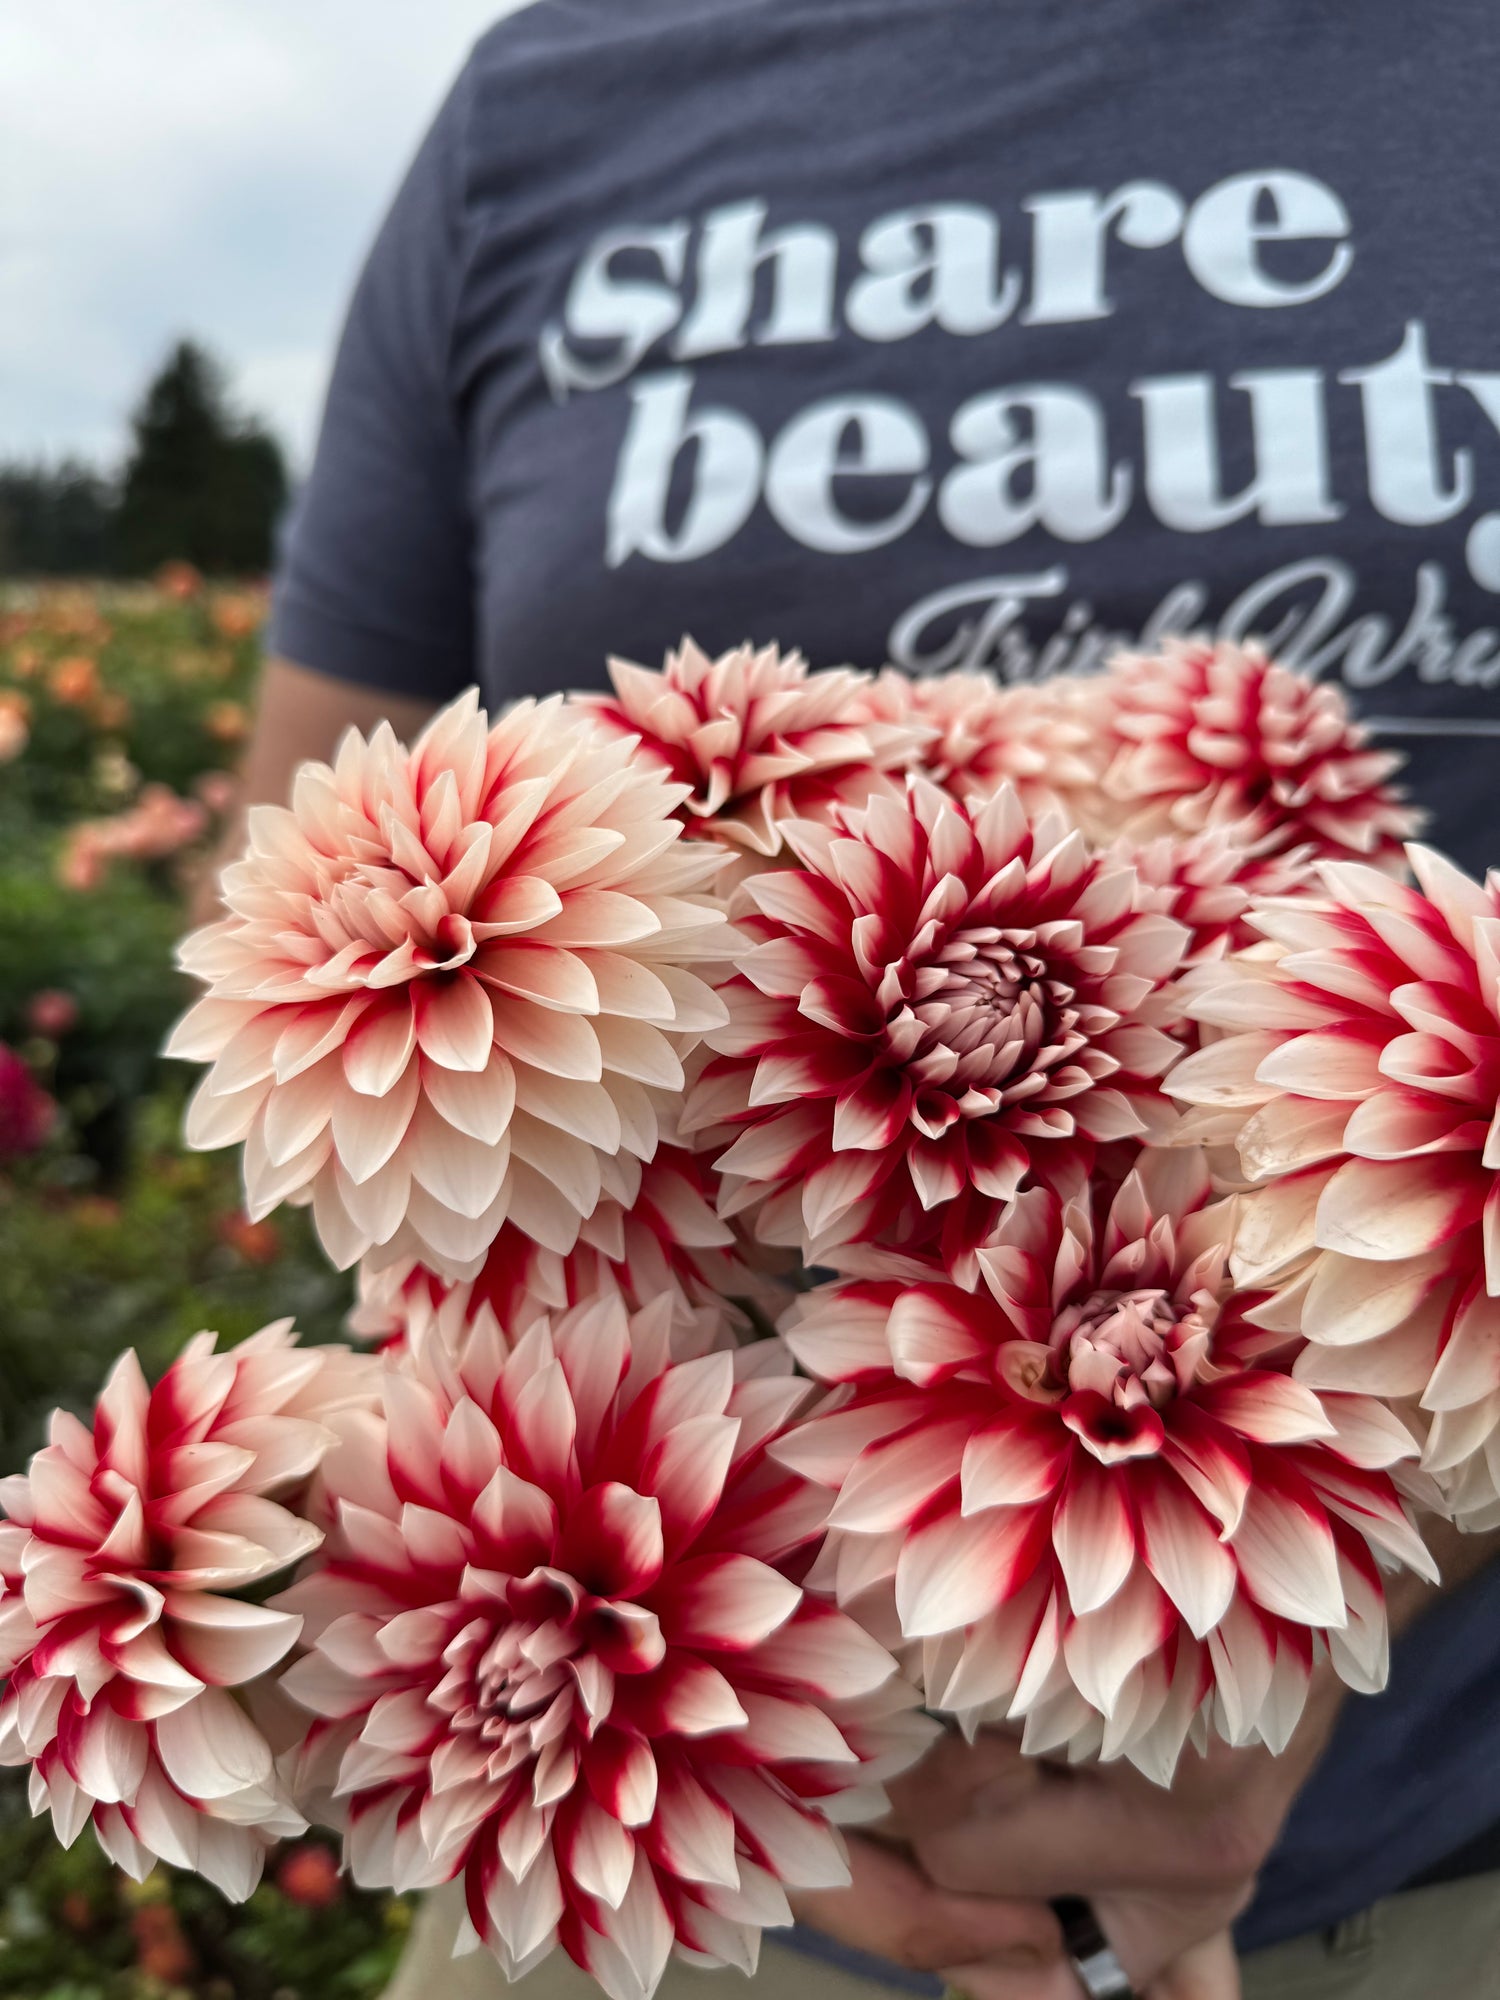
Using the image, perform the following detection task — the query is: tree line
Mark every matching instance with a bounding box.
[1,342,289,579]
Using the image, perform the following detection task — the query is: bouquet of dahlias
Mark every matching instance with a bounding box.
[9,631,1498,2000]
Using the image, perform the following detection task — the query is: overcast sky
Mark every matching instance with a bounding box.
[1,0,519,474]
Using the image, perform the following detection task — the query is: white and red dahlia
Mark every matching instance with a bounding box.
[778,1154,1432,1782]
[687,778,1190,1280]
[1098,638,1421,866]
[276,1299,930,2000]
[1168,846,1500,1527]
[167,692,737,1276]
[351,1144,790,1359]
[0,1324,366,1898]
[860,669,1100,818]
[579,641,926,860]
[1120,827,1319,970]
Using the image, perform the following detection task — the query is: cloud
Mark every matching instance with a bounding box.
[0,0,520,471]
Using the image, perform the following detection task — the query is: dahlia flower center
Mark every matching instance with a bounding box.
[902,926,1082,1092]
[1052,1288,1185,1410]
[325,849,478,973]
[435,1563,664,1788]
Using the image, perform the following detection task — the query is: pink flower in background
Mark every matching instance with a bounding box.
[194,769,239,817]
[1169,846,1500,1526]
[278,1299,931,2000]
[579,642,927,859]
[688,779,1189,1282]
[166,692,738,1275]
[352,1143,790,1356]
[59,784,209,892]
[779,1154,1432,1780]
[0,1324,371,1899]
[1099,638,1421,866]
[862,668,1100,817]
[26,989,80,1040]
[0,1043,57,1157]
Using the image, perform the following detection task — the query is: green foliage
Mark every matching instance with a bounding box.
[0,1787,412,1999]
[115,344,288,577]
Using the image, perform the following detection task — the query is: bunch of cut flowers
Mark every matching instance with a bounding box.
[3,633,1491,2000]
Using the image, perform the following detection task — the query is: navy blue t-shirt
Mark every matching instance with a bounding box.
[272,0,1500,1952]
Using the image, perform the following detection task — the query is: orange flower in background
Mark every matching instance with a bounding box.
[205,698,249,743]
[211,589,266,640]
[218,1209,282,1265]
[130,1904,197,1985]
[92,690,132,732]
[277,1842,343,1910]
[47,653,100,706]
[156,559,203,599]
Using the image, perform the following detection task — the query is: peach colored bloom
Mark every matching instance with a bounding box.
[168,692,739,1276]
[0,694,28,765]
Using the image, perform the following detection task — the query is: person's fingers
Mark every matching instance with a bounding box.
[882,1726,1043,1842]
[940,1953,1090,2000]
[1143,1931,1242,2000]
[788,1832,1065,1976]
[914,1778,1172,1899]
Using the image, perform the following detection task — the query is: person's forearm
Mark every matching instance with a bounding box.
[188,655,439,927]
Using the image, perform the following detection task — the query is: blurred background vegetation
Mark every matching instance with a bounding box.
[0,371,410,1993]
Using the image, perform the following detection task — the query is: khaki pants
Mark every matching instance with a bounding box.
[381,1873,1500,2000]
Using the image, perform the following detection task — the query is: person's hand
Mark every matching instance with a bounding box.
[791,1830,1240,2000]
[789,1832,1073,1999]
[887,1678,1345,1994]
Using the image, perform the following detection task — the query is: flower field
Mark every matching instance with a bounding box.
[0,577,408,1997]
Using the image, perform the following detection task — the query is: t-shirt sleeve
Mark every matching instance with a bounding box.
[269,63,476,700]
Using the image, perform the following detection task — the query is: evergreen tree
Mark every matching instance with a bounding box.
[113,340,288,575]
[0,461,115,576]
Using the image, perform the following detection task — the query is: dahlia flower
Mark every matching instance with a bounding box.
[1168,846,1500,1526]
[1099,638,1420,865]
[167,692,737,1275]
[687,779,1189,1280]
[778,1154,1432,1782]
[352,1143,790,1356]
[578,641,926,859]
[862,668,1099,817]
[277,1298,931,2000]
[0,1323,368,1899]
[1122,827,1319,969]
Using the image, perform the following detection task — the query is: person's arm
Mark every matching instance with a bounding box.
[188,656,439,925]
